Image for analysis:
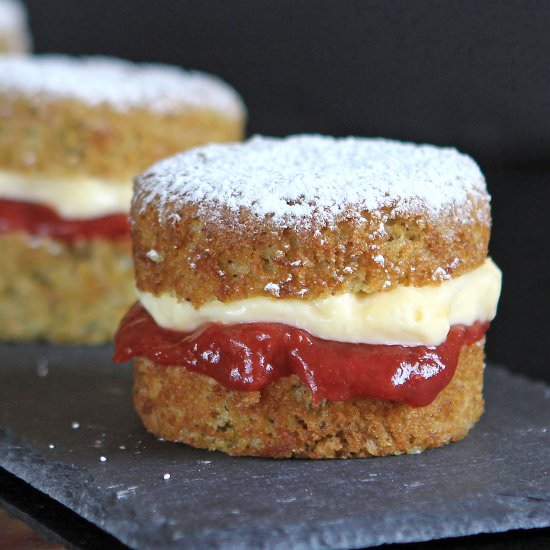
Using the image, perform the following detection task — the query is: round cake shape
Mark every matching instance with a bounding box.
[0,54,245,343]
[119,134,501,458]
[133,135,491,305]
[0,55,246,179]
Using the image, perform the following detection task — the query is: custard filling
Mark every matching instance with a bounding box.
[0,170,131,219]
[137,258,502,346]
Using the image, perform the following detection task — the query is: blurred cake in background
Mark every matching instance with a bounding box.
[0,54,245,343]
[0,0,31,53]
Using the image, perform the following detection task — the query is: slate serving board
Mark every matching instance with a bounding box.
[1,344,549,550]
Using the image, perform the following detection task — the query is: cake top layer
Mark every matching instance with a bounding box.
[0,0,26,32]
[0,54,245,117]
[137,135,489,229]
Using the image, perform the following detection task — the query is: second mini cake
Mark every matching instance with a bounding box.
[0,0,31,53]
[115,135,502,458]
[0,54,245,342]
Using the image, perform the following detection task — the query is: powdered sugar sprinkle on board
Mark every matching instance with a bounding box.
[0,54,245,117]
[136,135,489,230]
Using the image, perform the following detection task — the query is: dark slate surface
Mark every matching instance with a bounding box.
[1,344,549,549]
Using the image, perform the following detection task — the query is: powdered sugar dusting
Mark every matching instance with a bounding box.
[0,54,245,117]
[264,282,281,296]
[136,135,489,229]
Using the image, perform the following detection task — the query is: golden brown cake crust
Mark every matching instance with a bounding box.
[132,136,491,305]
[133,341,485,458]
[0,97,244,180]
[133,192,490,306]
[0,232,135,343]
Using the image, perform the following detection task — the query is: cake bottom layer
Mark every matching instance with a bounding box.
[133,340,485,458]
[0,232,135,343]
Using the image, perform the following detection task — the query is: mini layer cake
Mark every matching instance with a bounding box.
[0,55,245,343]
[0,0,31,53]
[115,135,502,458]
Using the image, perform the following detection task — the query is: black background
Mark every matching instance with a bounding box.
[21,0,550,381]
